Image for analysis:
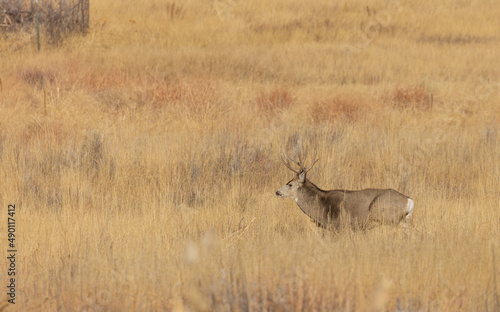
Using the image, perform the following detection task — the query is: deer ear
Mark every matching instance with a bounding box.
[298,170,306,183]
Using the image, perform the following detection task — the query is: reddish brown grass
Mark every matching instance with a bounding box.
[19,67,56,88]
[388,86,434,110]
[309,95,364,123]
[255,87,295,118]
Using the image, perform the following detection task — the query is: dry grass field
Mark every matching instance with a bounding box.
[1,0,499,311]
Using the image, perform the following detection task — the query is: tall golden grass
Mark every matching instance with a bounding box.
[1,0,499,310]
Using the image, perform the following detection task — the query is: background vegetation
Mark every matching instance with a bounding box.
[1,0,499,310]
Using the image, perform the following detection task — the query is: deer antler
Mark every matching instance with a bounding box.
[281,151,301,173]
[298,146,307,167]
[284,150,300,166]
[281,148,319,173]
[305,149,319,172]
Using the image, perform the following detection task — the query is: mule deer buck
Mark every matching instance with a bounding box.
[276,149,414,230]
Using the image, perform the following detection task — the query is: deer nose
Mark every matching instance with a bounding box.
[275,191,281,196]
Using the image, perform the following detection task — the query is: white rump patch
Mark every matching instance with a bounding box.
[406,198,414,221]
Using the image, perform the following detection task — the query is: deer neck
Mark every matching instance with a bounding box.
[295,180,327,223]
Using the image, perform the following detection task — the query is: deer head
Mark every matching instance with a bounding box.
[275,148,319,199]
